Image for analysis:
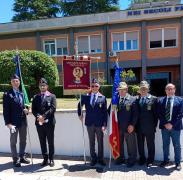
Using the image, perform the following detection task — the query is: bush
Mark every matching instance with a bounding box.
[100,85,113,98]
[128,85,140,96]
[0,50,59,90]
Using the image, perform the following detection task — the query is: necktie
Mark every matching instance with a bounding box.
[41,94,45,102]
[165,97,171,121]
[120,97,124,105]
[140,97,145,106]
[92,94,96,107]
[16,92,21,104]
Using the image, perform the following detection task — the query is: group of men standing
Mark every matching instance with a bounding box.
[2,75,183,171]
[78,79,183,171]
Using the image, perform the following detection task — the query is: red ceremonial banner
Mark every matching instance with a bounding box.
[63,59,91,95]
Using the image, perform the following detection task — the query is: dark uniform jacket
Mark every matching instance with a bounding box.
[136,94,158,134]
[117,93,138,132]
[3,89,26,128]
[32,91,56,126]
[78,93,108,127]
[157,96,183,130]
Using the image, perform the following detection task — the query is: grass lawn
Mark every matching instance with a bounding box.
[0,98,111,111]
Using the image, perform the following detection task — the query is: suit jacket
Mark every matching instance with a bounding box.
[32,92,56,126]
[157,96,183,130]
[3,89,26,128]
[136,94,158,134]
[117,93,138,132]
[77,93,107,127]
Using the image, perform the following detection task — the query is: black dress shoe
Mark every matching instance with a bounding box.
[138,159,146,166]
[127,163,135,168]
[20,157,30,164]
[13,160,21,167]
[90,160,97,166]
[115,159,125,165]
[98,160,106,166]
[159,161,170,167]
[49,160,55,167]
[41,159,48,166]
[175,163,182,171]
[146,162,153,167]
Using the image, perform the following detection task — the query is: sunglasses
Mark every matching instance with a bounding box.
[91,85,99,88]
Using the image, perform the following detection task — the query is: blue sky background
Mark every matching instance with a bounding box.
[0,0,182,23]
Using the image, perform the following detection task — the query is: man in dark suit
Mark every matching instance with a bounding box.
[136,81,158,167]
[3,74,30,167]
[157,83,183,171]
[32,78,56,167]
[116,82,138,168]
[78,78,108,166]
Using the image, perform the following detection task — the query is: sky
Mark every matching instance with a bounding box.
[0,0,182,23]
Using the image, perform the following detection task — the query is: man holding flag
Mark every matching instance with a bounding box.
[3,74,30,167]
[3,53,30,167]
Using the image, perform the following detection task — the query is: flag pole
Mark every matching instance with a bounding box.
[80,93,87,164]
[16,50,33,165]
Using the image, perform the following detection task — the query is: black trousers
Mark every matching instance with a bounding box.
[118,128,137,164]
[87,125,104,162]
[36,124,55,160]
[136,131,155,163]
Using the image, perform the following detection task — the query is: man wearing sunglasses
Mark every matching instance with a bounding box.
[78,78,108,166]
[32,78,56,167]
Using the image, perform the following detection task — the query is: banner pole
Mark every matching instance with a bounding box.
[80,93,87,164]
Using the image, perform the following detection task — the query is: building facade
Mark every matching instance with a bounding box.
[0,3,183,96]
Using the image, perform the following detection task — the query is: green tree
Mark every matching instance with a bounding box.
[12,0,61,22]
[121,69,135,82]
[0,50,59,96]
[61,0,119,16]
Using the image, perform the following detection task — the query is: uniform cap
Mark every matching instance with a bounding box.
[11,74,20,80]
[118,82,128,90]
[39,78,48,85]
[140,80,149,89]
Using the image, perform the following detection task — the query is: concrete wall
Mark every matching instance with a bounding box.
[0,110,182,161]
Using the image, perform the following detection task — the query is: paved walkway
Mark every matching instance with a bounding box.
[0,154,183,180]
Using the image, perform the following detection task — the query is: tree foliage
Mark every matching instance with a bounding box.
[0,50,59,88]
[61,0,119,16]
[121,69,136,82]
[12,0,61,22]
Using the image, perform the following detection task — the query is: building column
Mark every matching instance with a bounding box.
[104,24,110,84]
[36,31,41,51]
[141,21,147,80]
[69,28,75,55]
[180,17,183,96]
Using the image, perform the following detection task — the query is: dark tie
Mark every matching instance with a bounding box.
[140,97,145,106]
[16,92,22,104]
[41,94,44,102]
[165,97,171,121]
[120,97,124,105]
[92,94,96,107]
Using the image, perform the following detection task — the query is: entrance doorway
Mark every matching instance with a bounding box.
[147,72,170,97]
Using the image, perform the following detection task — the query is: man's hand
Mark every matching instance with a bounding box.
[79,115,83,122]
[23,108,29,115]
[7,124,16,133]
[127,125,134,134]
[165,123,173,130]
[102,126,107,135]
[37,115,45,125]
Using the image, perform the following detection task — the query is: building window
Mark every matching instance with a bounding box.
[112,31,139,51]
[78,36,89,54]
[77,34,102,54]
[164,28,176,47]
[90,35,102,53]
[56,38,68,55]
[112,33,124,51]
[149,29,162,48]
[44,38,68,56]
[44,40,56,56]
[149,28,177,49]
[126,31,138,50]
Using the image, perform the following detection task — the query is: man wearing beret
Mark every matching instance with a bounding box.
[136,81,158,167]
[32,78,56,167]
[3,74,30,167]
[78,78,108,166]
[157,83,183,171]
[115,82,138,168]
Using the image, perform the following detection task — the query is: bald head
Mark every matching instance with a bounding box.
[165,83,176,97]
